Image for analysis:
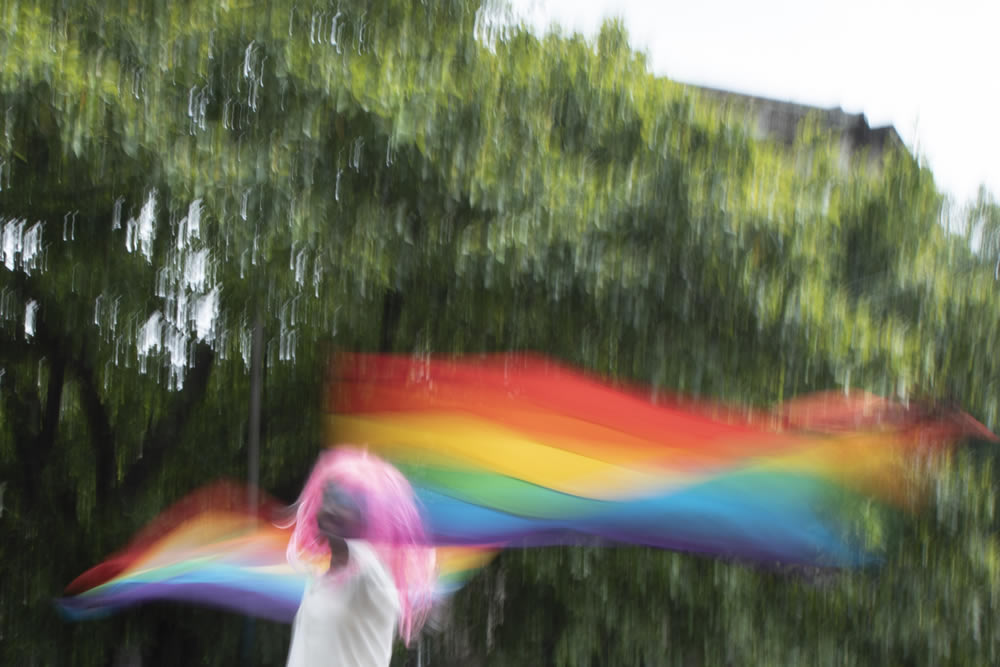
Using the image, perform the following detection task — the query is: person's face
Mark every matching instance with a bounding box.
[316,483,365,540]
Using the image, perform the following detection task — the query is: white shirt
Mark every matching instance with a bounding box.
[286,540,401,667]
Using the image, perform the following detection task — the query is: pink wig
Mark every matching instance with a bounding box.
[285,447,436,643]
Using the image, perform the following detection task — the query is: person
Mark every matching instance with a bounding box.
[284,448,436,667]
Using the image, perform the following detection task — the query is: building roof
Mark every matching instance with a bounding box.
[689,84,904,159]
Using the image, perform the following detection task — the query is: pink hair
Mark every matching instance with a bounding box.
[285,447,436,643]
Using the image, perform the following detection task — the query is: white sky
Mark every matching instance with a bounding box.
[509,0,999,204]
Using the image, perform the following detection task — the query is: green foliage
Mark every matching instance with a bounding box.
[1,0,998,664]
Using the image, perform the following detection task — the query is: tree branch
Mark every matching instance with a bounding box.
[4,276,119,512]
[119,342,215,500]
[380,289,404,352]
[3,364,41,500]
[37,353,66,467]
[71,354,116,505]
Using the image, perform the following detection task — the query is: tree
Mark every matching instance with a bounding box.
[1,1,999,664]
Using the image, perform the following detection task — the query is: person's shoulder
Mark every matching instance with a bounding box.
[346,541,398,600]
[346,539,383,573]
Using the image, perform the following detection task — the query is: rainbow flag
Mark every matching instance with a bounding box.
[59,481,494,621]
[60,353,994,621]
[329,353,992,563]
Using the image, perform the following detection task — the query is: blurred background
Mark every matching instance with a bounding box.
[1,0,998,664]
